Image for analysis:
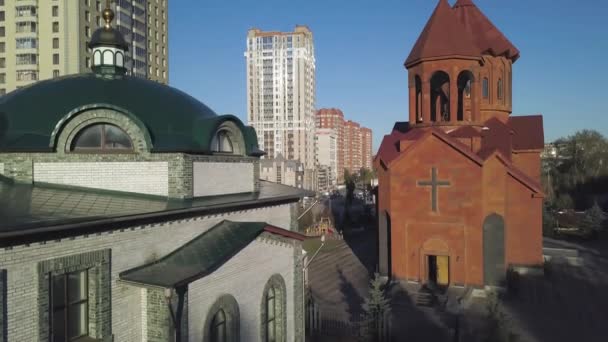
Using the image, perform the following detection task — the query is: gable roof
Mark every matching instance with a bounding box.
[405,0,481,68]
[452,0,520,62]
[489,151,543,194]
[119,220,305,288]
[508,115,544,151]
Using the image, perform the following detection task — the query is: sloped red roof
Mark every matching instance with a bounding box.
[448,125,481,138]
[508,115,544,151]
[453,0,520,62]
[405,0,481,68]
[478,117,513,160]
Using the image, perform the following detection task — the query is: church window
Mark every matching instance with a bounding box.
[71,123,133,152]
[464,80,471,98]
[212,130,234,153]
[210,309,227,342]
[482,78,489,99]
[205,295,239,342]
[261,275,286,342]
[39,250,111,341]
[497,78,503,100]
[51,270,89,342]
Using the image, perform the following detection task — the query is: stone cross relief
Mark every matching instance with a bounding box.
[417,167,450,212]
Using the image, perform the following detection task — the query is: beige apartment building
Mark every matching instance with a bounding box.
[0,0,168,95]
[315,128,337,189]
[245,26,316,190]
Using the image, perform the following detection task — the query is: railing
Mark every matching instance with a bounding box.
[306,299,391,341]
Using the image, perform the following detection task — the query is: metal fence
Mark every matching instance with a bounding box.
[306,300,391,341]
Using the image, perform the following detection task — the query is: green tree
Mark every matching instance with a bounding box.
[361,273,390,341]
[582,202,606,233]
[343,169,357,227]
[542,203,556,237]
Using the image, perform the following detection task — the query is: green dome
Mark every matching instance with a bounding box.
[0,73,260,155]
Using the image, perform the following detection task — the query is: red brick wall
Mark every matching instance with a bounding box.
[388,134,483,284]
[506,176,544,266]
[512,151,541,183]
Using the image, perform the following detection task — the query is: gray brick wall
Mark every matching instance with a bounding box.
[0,163,4,176]
[193,162,254,197]
[0,203,295,341]
[34,162,169,196]
[188,233,298,341]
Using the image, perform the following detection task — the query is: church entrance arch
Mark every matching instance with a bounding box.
[422,238,450,287]
[483,214,506,286]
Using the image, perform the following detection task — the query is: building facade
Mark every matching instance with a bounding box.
[376,0,544,287]
[260,153,305,189]
[0,11,306,341]
[316,108,373,183]
[245,26,316,189]
[0,0,168,95]
[315,128,337,189]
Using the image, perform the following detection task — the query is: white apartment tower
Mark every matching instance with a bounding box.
[0,0,168,95]
[245,26,316,189]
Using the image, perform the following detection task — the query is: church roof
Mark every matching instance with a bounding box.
[405,0,481,67]
[120,220,305,288]
[509,115,544,150]
[405,0,520,68]
[375,116,544,193]
[0,73,260,155]
[0,180,311,245]
[453,0,520,62]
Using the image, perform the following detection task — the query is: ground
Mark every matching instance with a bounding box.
[304,195,608,341]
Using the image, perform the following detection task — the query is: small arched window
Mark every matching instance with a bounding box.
[210,309,227,342]
[482,78,489,99]
[116,52,124,67]
[497,78,503,100]
[93,50,102,66]
[102,50,113,65]
[213,130,234,153]
[71,123,133,152]
[261,275,286,342]
[265,287,277,341]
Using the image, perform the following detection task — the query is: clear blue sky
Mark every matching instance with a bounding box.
[168,0,608,152]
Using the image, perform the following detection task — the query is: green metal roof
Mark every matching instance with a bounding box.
[0,73,260,154]
[119,220,269,288]
[0,180,312,241]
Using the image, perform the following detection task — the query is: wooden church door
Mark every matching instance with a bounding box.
[483,214,506,286]
[436,256,449,286]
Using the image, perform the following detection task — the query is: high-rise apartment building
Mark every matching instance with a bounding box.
[245,26,316,189]
[0,0,168,95]
[360,127,373,169]
[316,108,373,183]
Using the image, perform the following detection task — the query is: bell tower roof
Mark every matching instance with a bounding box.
[405,0,481,68]
[453,0,520,62]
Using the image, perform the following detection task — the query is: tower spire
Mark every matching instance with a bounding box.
[103,1,114,29]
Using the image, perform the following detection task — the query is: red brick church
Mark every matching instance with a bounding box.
[375,0,545,287]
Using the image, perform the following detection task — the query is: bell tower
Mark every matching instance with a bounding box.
[405,0,520,129]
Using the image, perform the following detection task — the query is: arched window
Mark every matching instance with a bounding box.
[457,71,474,121]
[265,287,277,341]
[93,50,102,66]
[430,71,450,122]
[497,78,503,100]
[213,130,233,153]
[261,275,286,342]
[205,295,240,342]
[210,309,227,342]
[102,50,113,65]
[415,75,422,122]
[71,123,133,152]
[482,78,489,99]
[116,52,124,67]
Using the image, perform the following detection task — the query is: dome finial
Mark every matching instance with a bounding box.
[103,0,115,29]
